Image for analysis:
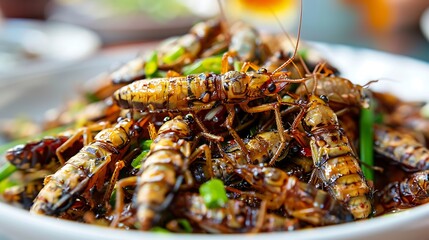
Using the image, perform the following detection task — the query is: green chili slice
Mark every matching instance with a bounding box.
[360,103,375,181]
[145,51,158,78]
[199,178,228,209]
[0,163,17,183]
[182,56,222,75]
[162,46,185,65]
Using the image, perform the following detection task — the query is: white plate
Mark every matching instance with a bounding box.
[0,19,101,78]
[1,43,429,240]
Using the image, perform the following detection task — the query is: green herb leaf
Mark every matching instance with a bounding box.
[162,46,185,65]
[0,163,17,182]
[199,178,228,209]
[145,51,158,78]
[0,180,17,193]
[150,226,171,233]
[233,60,243,71]
[297,48,309,60]
[109,189,117,208]
[177,219,193,233]
[85,92,101,103]
[141,140,153,150]
[182,56,222,75]
[360,101,375,181]
[0,174,19,194]
[131,150,149,169]
[130,140,153,169]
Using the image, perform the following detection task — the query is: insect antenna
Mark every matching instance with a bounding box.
[272,0,303,75]
[310,62,325,95]
[362,79,379,88]
[217,0,231,43]
[271,6,305,79]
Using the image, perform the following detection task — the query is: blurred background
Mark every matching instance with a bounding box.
[0,0,428,77]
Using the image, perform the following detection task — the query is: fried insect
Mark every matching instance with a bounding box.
[235,165,353,226]
[43,97,121,130]
[282,152,314,182]
[295,75,370,112]
[113,4,307,165]
[299,94,373,219]
[375,170,429,215]
[112,115,212,230]
[114,57,306,164]
[113,64,297,113]
[190,158,232,185]
[224,130,290,165]
[5,135,79,172]
[228,21,269,64]
[374,124,429,170]
[172,192,264,233]
[30,118,137,216]
[5,122,112,172]
[3,177,44,210]
[191,130,290,185]
[260,213,302,232]
[110,19,223,85]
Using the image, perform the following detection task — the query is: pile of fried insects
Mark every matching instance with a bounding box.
[1,18,429,233]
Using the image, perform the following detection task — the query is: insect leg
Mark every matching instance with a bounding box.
[240,61,262,72]
[56,121,109,165]
[224,104,251,163]
[166,70,181,77]
[221,51,237,73]
[110,176,137,228]
[239,102,289,164]
[193,114,235,168]
[56,131,85,165]
[187,142,213,179]
[148,123,157,141]
[102,160,125,205]
[249,200,267,233]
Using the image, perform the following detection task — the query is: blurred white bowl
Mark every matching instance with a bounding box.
[0,19,101,79]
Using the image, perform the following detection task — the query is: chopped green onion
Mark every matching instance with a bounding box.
[150,226,171,233]
[248,125,258,138]
[131,150,149,169]
[360,101,375,181]
[199,178,228,209]
[131,140,153,169]
[162,46,185,65]
[182,56,222,75]
[0,177,19,194]
[145,51,158,78]
[297,48,309,60]
[109,189,117,208]
[141,140,153,150]
[374,113,384,124]
[152,70,167,78]
[233,60,243,71]
[0,163,17,183]
[177,219,193,233]
[84,92,101,103]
